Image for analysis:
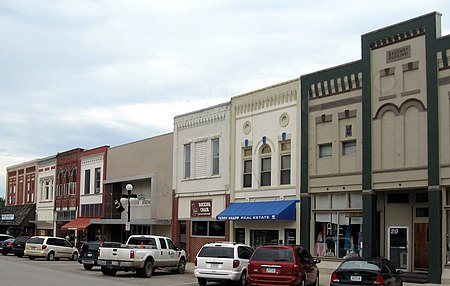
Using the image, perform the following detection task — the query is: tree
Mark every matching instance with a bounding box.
[0,197,5,209]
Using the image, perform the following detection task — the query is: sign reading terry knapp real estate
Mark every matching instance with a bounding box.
[191,200,212,217]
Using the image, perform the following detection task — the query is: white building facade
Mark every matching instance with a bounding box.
[35,156,56,236]
[172,102,231,261]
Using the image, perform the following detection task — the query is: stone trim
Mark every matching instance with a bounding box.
[338,109,357,119]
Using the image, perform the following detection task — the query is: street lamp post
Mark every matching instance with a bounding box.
[122,183,137,240]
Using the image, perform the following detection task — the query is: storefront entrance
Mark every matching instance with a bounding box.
[388,226,409,271]
[250,230,279,247]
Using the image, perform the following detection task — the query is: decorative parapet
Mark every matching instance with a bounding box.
[369,27,425,50]
[437,36,450,70]
[308,70,362,99]
[234,89,298,116]
[174,102,230,131]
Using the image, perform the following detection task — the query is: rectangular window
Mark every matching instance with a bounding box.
[84,169,91,195]
[212,138,219,175]
[280,141,291,185]
[260,157,271,186]
[95,167,101,194]
[342,140,356,156]
[319,143,332,158]
[192,221,225,237]
[184,144,191,178]
[243,147,252,188]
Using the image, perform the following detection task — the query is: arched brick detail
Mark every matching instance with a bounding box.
[373,103,399,119]
[398,98,427,115]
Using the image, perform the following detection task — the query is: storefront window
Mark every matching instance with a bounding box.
[314,213,362,258]
[250,230,279,248]
[192,221,225,237]
[235,228,245,244]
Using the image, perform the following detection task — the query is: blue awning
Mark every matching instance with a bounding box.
[216,200,298,221]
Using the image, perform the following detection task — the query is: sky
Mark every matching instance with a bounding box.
[1,0,449,198]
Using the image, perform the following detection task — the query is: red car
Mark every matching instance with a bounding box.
[247,245,320,286]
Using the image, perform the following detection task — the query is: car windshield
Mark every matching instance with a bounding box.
[251,248,294,262]
[198,246,234,258]
[27,237,44,244]
[339,260,381,271]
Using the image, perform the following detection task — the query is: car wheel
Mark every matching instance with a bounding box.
[140,260,154,278]
[47,251,55,261]
[177,259,186,274]
[197,278,207,285]
[16,253,23,258]
[2,251,7,255]
[29,256,35,260]
[72,252,78,261]
[236,270,247,286]
[83,264,93,271]
[314,274,319,286]
[101,267,116,276]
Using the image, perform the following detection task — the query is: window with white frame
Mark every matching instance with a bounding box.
[243,147,252,188]
[280,141,291,185]
[84,169,91,195]
[260,145,271,187]
[319,143,332,158]
[342,140,356,156]
[212,138,219,175]
[184,144,191,178]
[95,167,101,193]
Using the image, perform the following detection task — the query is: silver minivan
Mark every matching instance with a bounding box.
[25,236,78,261]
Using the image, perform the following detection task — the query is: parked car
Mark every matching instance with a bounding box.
[247,245,321,286]
[24,236,79,261]
[97,235,187,277]
[78,241,122,270]
[0,238,15,255]
[194,242,254,286]
[330,257,403,286]
[0,234,14,242]
[12,236,30,257]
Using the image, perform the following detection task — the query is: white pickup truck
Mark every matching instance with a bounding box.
[97,234,187,277]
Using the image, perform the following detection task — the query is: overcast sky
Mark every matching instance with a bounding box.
[1,1,449,198]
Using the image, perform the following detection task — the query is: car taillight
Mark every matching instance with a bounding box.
[330,272,339,282]
[293,264,300,273]
[374,274,385,285]
[130,250,135,259]
[7,242,13,246]
[42,245,47,250]
[194,258,197,266]
[98,249,100,257]
[233,259,240,268]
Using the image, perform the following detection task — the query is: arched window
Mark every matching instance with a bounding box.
[260,145,271,187]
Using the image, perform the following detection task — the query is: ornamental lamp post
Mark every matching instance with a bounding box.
[122,183,137,240]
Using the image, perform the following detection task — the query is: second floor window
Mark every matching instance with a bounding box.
[84,169,91,195]
[260,145,271,187]
[280,141,291,185]
[95,167,101,193]
[212,138,220,175]
[243,147,252,188]
[184,144,191,178]
[319,143,332,158]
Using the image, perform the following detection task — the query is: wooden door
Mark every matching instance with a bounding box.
[414,223,428,270]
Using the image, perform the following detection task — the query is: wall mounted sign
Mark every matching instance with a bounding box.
[191,200,212,217]
[1,214,14,221]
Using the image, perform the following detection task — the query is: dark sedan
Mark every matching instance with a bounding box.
[330,257,403,286]
[12,236,30,257]
[78,241,122,270]
[0,238,15,255]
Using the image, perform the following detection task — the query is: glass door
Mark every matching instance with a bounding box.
[388,226,409,271]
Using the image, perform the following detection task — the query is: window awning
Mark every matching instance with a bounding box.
[61,217,100,230]
[216,200,298,221]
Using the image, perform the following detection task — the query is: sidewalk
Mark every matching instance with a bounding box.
[184,263,447,286]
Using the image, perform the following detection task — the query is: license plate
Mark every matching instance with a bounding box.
[266,268,276,273]
[208,263,220,269]
[112,261,119,266]
[350,275,362,281]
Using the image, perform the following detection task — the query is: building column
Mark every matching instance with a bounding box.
[300,193,310,249]
[428,186,442,283]
[362,189,378,258]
